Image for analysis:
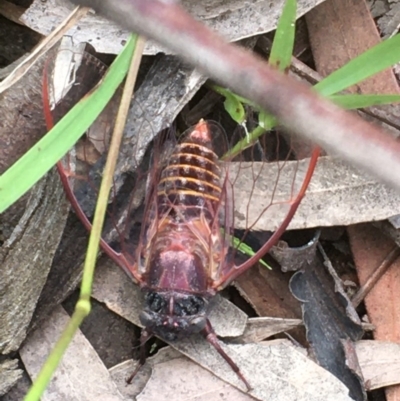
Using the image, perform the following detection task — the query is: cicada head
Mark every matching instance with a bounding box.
[139,290,211,341]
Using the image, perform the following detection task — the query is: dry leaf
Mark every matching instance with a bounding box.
[0,359,23,397]
[356,340,400,390]
[137,357,254,401]
[233,317,303,344]
[0,170,68,354]
[20,306,126,401]
[231,157,400,231]
[112,340,353,401]
[22,0,327,54]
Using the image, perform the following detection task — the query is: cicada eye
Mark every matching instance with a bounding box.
[174,295,205,316]
[145,291,166,313]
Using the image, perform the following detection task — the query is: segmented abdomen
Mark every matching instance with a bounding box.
[157,120,223,221]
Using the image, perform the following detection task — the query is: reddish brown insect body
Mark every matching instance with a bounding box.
[43,48,320,391]
[143,119,223,297]
[133,120,252,387]
[140,120,223,336]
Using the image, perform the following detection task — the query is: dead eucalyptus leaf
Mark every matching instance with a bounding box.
[231,156,400,231]
[0,170,68,354]
[0,359,23,397]
[356,340,400,390]
[20,306,126,401]
[22,0,327,55]
[113,340,353,401]
[109,348,184,399]
[232,317,303,344]
[137,357,254,401]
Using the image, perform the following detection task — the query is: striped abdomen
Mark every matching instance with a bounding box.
[157,120,223,222]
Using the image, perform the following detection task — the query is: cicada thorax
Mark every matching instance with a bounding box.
[138,119,230,340]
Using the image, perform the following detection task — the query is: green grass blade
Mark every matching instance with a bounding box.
[0,35,137,214]
[329,93,400,109]
[314,34,400,96]
[80,35,145,299]
[269,0,296,71]
[223,114,276,160]
[232,236,272,270]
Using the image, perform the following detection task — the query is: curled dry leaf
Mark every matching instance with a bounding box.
[290,252,365,401]
[270,229,321,272]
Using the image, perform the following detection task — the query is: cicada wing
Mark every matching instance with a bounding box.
[211,124,320,289]
[43,37,148,282]
[133,126,179,276]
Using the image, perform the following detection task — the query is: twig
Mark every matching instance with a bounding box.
[351,245,400,308]
[70,0,400,192]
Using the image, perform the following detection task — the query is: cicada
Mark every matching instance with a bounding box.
[44,40,319,390]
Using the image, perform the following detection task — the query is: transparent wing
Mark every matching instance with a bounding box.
[213,123,319,288]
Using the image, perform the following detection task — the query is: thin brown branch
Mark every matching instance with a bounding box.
[351,245,400,308]
[71,0,400,192]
